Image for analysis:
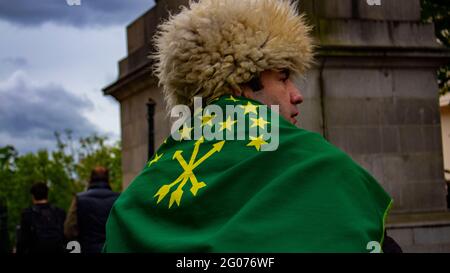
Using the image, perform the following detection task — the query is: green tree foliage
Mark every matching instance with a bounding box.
[422,0,450,95]
[75,134,123,193]
[0,132,122,249]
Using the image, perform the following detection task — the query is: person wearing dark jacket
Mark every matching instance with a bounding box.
[16,182,66,254]
[0,199,10,253]
[64,166,119,253]
[382,230,403,253]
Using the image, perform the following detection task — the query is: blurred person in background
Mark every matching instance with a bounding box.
[64,166,119,253]
[16,182,66,254]
[0,198,10,253]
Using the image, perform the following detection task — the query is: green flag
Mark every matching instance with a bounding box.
[104,95,392,253]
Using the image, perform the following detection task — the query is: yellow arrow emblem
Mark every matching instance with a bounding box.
[154,137,225,208]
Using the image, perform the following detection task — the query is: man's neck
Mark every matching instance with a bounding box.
[33,199,48,205]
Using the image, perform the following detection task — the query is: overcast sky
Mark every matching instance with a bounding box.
[0,0,155,154]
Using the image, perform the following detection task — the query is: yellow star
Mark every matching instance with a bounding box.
[179,125,193,140]
[250,117,270,129]
[226,95,239,103]
[219,116,237,132]
[246,135,268,151]
[240,102,258,115]
[200,112,216,126]
[148,153,163,167]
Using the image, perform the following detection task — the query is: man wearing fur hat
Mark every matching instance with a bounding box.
[104,0,400,253]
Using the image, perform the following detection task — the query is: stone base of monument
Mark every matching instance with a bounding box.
[387,211,450,252]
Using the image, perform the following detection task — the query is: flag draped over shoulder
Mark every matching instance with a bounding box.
[104,96,392,253]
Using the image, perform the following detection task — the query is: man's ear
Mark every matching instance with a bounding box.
[241,85,255,100]
[232,85,255,99]
[231,88,242,97]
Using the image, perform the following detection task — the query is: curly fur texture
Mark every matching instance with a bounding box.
[152,0,314,109]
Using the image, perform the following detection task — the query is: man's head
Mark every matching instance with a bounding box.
[30,182,48,204]
[233,69,303,124]
[90,166,109,185]
[153,0,313,115]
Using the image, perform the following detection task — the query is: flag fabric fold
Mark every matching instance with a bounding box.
[104,95,392,253]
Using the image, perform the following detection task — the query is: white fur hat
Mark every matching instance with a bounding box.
[152,0,314,109]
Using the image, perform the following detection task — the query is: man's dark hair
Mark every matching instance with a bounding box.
[247,75,263,92]
[246,69,290,92]
[90,166,109,184]
[30,182,48,201]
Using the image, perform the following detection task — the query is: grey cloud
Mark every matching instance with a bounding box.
[0,71,99,153]
[0,0,155,27]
